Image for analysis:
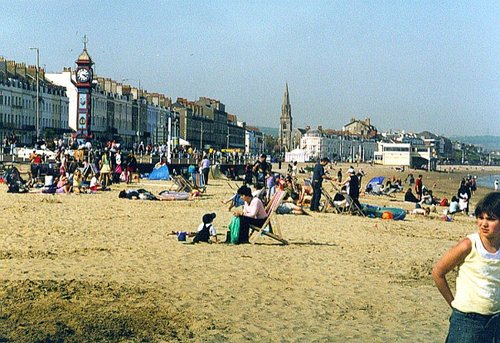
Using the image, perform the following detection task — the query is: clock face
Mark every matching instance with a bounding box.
[76,68,91,83]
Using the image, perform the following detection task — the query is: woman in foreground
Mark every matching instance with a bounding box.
[432,192,499,342]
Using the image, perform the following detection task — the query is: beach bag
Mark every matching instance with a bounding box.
[439,198,448,207]
[228,216,240,244]
[177,231,187,241]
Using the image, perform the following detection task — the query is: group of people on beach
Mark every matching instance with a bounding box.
[7,141,141,194]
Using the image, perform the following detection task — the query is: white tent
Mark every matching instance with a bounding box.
[174,138,190,146]
[285,149,307,163]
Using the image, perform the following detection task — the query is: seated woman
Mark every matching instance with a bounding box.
[298,182,313,205]
[404,188,419,203]
[55,175,71,194]
[333,191,347,208]
[448,196,459,214]
[233,185,267,243]
[222,186,264,211]
[420,188,435,205]
[72,169,84,194]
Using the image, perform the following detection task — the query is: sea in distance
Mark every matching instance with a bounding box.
[476,174,500,190]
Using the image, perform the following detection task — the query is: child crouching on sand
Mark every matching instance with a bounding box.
[432,192,499,342]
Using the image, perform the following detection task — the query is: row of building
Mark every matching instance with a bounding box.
[0,54,265,155]
[4,46,485,169]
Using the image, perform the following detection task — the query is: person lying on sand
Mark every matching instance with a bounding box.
[276,192,310,215]
[118,189,158,200]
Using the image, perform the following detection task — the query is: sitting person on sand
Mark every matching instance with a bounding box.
[298,182,313,206]
[72,169,84,194]
[333,190,348,209]
[222,185,264,211]
[89,173,100,194]
[420,188,437,205]
[405,188,419,203]
[233,185,267,243]
[193,213,218,243]
[448,196,459,214]
[55,175,71,194]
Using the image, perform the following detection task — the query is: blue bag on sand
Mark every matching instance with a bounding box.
[228,216,240,244]
[177,231,187,241]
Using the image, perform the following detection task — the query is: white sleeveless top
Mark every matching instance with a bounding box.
[451,233,500,315]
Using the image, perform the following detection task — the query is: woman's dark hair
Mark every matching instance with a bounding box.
[237,185,252,197]
[474,192,500,219]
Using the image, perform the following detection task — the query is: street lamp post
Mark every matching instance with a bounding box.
[200,121,204,151]
[29,47,40,144]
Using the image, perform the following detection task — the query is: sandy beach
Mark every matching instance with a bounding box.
[1,163,499,342]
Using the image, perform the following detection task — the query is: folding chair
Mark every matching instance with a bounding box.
[321,188,346,214]
[249,190,288,245]
[191,172,206,193]
[170,175,193,193]
[343,193,366,217]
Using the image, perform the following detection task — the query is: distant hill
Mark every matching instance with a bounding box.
[257,126,279,137]
[449,135,500,150]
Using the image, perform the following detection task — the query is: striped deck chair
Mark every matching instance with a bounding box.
[191,172,206,193]
[249,189,288,245]
[170,175,193,193]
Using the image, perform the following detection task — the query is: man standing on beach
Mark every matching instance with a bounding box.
[201,154,211,185]
[415,175,423,201]
[253,154,271,189]
[310,157,331,212]
[345,168,362,209]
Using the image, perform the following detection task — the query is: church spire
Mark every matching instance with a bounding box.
[282,82,290,109]
[279,82,292,152]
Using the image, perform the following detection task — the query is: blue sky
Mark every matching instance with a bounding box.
[1,0,498,136]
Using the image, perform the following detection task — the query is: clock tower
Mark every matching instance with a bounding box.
[73,36,94,138]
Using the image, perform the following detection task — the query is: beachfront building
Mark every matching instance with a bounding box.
[227,114,246,151]
[3,48,254,153]
[291,127,307,150]
[172,97,246,151]
[299,128,338,162]
[245,125,264,155]
[342,117,377,138]
[295,126,377,163]
[374,141,437,170]
[47,67,178,148]
[0,57,70,146]
[148,93,173,145]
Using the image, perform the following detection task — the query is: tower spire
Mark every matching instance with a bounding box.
[82,35,88,50]
[282,82,290,107]
[279,82,293,152]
